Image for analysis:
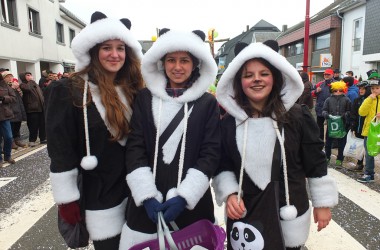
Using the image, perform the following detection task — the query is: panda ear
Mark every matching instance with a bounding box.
[192,30,206,41]
[120,18,131,29]
[159,28,170,37]
[234,42,248,56]
[263,39,279,52]
[90,11,107,23]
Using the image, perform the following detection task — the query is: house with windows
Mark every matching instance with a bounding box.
[277,0,379,83]
[0,0,85,80]
[215,20,281,76]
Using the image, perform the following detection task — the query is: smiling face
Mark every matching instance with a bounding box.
[163,51,194,88]
[241,59,274,111]
[98,39,126,79]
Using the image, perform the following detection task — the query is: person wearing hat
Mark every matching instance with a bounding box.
[120,29,220,249]
[349,81,371,171]
[45,11,144,249]
[212,41,338,250]
[0,70,17,167]
[333,69,342,81]
[312,68,336,141]
[357,77,380,183]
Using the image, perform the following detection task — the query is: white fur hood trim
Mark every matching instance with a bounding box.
[308,175,339,208]
[71,17,143,71]
[216,42,303,121]
[142,30,217,103]
[50,168,80,204]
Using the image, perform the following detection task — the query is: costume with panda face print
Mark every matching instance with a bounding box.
[230,221,264,250]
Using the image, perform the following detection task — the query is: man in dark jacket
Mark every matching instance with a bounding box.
[0,71,17,167]
[20,72,46,147]
[297,72,314,109]
[312,68,336,141]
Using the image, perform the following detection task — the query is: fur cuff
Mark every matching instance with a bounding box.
[49,168,80,204]
[211,171,239,206]
[308,175,339,208]
[126,167,162,206]
[281,205,311,248]
[86,198,127,240]
[177,168,210,210]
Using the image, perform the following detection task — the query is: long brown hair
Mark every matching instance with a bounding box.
[71,42,144,140]
[232,57,288,123]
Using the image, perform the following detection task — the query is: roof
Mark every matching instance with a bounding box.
[59,5,87,27]
[215,20,280,74]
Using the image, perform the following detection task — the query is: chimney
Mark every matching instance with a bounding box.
[282,25,288,32]
[246,25,249,31]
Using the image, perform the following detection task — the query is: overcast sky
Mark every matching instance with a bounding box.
[62,0,334,50]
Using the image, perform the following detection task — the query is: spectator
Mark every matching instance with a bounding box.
[297,72,313,109]
[322,81,351,168]
[19,72,46,147]
[312,68,336,141]
[346,70,359,84]
[343,76,359,103]
[334,69,342,81]
[0,71,17,166]
[61,72,70,79]
[38,70,53,92]
[349,81,371,171]
[357,77,380,183]
[3,72,27,149]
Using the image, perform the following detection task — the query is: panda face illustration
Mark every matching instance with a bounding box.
[230,221,264,250]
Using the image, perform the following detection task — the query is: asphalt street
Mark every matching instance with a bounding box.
[1,144,380,250]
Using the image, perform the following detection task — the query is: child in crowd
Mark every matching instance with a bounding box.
[322,81,351,168]
[349,81,371,171]
[357,78,380,182]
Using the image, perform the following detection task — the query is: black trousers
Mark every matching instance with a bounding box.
[93,234,120,250]
[316,115,325,141]
[11,121,21,139]
[26,112,46,142]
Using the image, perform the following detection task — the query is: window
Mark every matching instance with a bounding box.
[56,22,64,43]
[1,0,17,26]
[28,8,40,35]
[69,28,75,46]
[353,18,363,52]
[286,42,304,57]
[315,33,330,50]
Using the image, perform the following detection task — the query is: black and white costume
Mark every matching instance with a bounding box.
[212,42,338,248]
[46,13,143,243]
[119,30,220,249]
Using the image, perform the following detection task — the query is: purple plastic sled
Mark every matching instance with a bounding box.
[129,219,226,250]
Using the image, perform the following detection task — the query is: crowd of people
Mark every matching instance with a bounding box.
[3,10,379,250]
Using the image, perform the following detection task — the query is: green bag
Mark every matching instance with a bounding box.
[367,117,380,156]
[327,115,347,138]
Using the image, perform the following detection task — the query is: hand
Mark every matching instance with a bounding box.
[143,198,162,223]
[226,194,246,220]
[313,207,332,232]
[58,201,81,225]
[160,196,187,222]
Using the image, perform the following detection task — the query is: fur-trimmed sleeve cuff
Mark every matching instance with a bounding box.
[49,168,80,204]
[176,168,210,210]
[126,167,162,206]
[211,171,239,206]
[308,175,338,208]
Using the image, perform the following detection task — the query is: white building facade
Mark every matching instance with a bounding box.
[0,0,85,80]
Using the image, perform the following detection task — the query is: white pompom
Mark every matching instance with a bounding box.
[280,205,297,220]
[80,155,98,170]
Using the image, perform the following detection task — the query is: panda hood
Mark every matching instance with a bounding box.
[216,42,303,121]
[142,29,218,103]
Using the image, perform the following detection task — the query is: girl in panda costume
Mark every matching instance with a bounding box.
[46,12,144,249]
[212,41,338,250]
[119,29,220,249]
